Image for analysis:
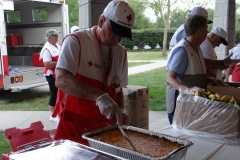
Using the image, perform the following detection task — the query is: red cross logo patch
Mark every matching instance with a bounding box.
[88,61,93,67]
[126,14,132,22]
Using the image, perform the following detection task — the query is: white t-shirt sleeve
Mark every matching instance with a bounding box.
[201,48,213,59]
[56,35,80,76]
[231,46,240,59]
[42,49,52,62]
[200,39,217,60]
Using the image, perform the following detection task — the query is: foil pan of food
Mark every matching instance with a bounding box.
[82,125,194,160]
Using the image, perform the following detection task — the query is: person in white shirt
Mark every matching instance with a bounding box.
[225,44,240,82]
[169,6,240,76]
[70,25,79,33]
[40,29,61,122]
[200,27,228,78]
[169,6,213,50]
[167,15,208,124]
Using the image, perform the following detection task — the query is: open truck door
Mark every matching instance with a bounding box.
[0,0,69,92]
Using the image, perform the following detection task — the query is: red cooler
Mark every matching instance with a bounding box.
[32,53,44,67]
[2,121,52,160]
[7,34,18,46]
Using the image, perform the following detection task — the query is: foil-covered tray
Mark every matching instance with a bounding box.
[9,140,126,160]
[82,125,194,160]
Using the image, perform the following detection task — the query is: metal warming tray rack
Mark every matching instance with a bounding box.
[82,125,194,160]
[9,140,126,160]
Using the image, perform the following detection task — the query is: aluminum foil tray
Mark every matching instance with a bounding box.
[82,125,194,160]
[9,140,126,160]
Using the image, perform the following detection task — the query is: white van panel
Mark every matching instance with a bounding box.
[3,0,14,11]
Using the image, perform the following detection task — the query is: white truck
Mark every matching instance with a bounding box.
[0,0,68,92]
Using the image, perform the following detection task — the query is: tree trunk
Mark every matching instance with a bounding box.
[162,24,168,56]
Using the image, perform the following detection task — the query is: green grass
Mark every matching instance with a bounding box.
[127,50,167,111]
[0,94,49,110]
[129,67,167,111]
[0,131,11,157]
[128,62,152,67]
[127,50,168,60]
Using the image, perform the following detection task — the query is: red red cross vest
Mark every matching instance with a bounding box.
[53,27,127,145]
[40,42,60,78]
[43,55,59,78]
[232,64,240,82]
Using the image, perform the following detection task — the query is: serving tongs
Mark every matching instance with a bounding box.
[113,118,138,152]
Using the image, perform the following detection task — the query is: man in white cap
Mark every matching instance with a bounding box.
[53,0,135,145]
[169,6,239,69]
[200,27,228,78]
[70,25,79,33]
[169,6,213,50]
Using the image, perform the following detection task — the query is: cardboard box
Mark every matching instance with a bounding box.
[226,82,240,88]
[211,85,240,97]
[123,85,149,130]
[174,86,240,141]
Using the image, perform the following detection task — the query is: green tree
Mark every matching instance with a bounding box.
[126,0,155,29]
[8,10,21,22]
[65,0,79,28]
[206,8,214,31]
[155,16,164,28]
[169,8,214,30]
[34,8,48,21]
[169,9,187,28]
[235,3,240,29]
[149,0,173,56]
[147,0,216,55]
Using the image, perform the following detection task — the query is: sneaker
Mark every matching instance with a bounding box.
[49,116,59,123]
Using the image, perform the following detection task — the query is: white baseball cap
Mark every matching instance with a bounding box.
[103,0,135,40]
[70,26,79,33]
[186,6,213,24]
[211,27,228,45]
[45,29,60,38]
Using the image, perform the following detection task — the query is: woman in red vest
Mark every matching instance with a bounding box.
[40,29,61,122]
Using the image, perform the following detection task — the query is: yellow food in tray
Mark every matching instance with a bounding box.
[91,128,183,158]
[194,88,240,107]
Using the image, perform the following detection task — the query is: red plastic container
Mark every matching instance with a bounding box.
[16,33,23,45]
[32,53,44,67]
[1,153,12,160]
[7,34,18,46]
[6,33,23,46]
[4,121,52,151]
